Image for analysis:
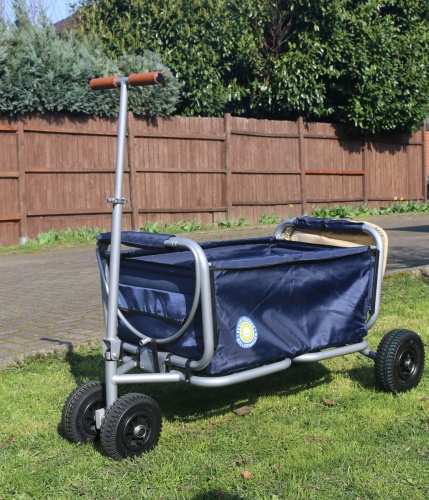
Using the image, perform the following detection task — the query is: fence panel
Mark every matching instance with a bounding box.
[0,113,426,246]
[366,130,425,204]
[131,115,227,227]
[229,116,302,221]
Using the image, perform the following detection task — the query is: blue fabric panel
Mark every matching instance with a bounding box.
[98,231,174,250]
[203,250,373,375]
[206,243,368,270]
[116,258,204,359]
[293,216,364,233]
[119,259,196,295]
[111,237,368,270]
[118,313,204,359]
[118,284,191,323]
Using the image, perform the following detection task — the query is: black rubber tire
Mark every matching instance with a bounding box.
[101,393,162,460]
[375,329,425,393]
[62,381,106,444]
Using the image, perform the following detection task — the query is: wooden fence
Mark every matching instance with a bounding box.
[0,113,426,246]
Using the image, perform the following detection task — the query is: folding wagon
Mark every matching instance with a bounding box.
[62,72,425,460]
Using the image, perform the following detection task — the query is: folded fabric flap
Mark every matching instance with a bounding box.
[118,283,192,324]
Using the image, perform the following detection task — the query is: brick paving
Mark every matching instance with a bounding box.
[0,247,104,365]
[1,214,428,366]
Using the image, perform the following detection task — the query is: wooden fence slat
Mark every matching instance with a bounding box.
[134,132,225,141]
[231,130,299,139]
[17,122,27,242]
[224,113,232,218]
[307,198,365,204]
[24,126,118,136]
[0,215,21,221]
[25,169,118,174]
[138,207,227,214]
[27,208,132,216]
[305,170,365,176]
[232,200,302,206]
[127,111,138,230]
[298,117,307,214]
[0,125,18,132]
[0,172,19,178]
[135,169,225,174]
[231,170,301,175]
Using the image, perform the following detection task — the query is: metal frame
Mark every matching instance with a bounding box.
[97,77,384,419]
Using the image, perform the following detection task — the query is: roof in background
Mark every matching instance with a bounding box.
[54,13,78,35]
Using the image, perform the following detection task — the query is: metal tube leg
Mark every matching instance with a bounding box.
[105,360,118,408]
[104,79,129,409]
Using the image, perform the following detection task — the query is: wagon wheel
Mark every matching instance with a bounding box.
[101,393,162,460]
[375,330,425,393]
[62,381,106,443]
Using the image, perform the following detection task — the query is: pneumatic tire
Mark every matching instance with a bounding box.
[375,329,425,393]
[62,381,106,443]
[101,393,162,460]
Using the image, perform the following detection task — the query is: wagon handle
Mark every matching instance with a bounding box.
[90,72,164,90]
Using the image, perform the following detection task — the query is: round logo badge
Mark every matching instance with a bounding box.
[236,316,258,349]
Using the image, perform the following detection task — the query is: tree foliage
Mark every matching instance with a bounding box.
[74,0,429,133]
[0,0,181,117]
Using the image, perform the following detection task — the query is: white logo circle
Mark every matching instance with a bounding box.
[236,316,258,348]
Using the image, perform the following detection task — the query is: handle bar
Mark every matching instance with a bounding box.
[90,71,164,90]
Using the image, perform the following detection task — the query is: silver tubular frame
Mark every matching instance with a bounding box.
[104,77,129,408]
[99,80,386,416]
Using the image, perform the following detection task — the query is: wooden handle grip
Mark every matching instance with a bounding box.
[128,72,164,86]
[90,72,164,90]
[89,76,120,90]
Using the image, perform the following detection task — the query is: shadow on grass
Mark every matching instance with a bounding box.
[39,338,104,383]
[125,362,333,423]
[192,491,244,500]
[346,364,377,391]
[43,338,375,424]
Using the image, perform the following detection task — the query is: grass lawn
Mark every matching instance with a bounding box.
[0,272,428,499]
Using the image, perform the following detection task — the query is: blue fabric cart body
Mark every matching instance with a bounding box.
[99,231,375,375]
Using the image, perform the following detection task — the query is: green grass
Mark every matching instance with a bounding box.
[0,227,105,255]
[1,271,428,498]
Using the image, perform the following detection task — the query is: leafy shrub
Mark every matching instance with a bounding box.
[74,0,429,133]
[259,213,279,224]
[311,201,429,219]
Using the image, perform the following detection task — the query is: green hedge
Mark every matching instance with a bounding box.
[74,0,429,133]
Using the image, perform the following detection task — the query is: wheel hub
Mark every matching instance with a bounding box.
[398,350,416,380]
[133,424,147,439]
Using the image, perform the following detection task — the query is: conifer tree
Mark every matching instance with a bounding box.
[0,0,181,117]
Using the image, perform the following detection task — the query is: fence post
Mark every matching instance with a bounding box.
[362,136,368,205]
[17,122,27,243]
[422,125,427,202]
[224,113,232,219]
[297,117,306,215]
[127,111,139,230]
